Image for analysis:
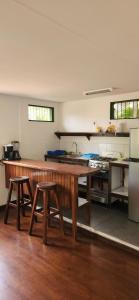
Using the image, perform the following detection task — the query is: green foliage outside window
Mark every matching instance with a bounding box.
[111,100,139,119]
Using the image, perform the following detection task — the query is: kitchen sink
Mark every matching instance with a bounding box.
[64,154,83,159]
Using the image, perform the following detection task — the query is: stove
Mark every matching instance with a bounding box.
[89,156,117,171]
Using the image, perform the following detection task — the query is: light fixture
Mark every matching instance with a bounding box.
[83,87,113,96]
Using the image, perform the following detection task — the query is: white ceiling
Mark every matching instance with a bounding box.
[0,0,139,102]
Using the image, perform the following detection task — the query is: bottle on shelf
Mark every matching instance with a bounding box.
[106,121,116,134]
[93,121,102,133]
[93,121,97,132]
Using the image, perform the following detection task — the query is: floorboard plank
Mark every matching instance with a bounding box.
[0,208,139,300]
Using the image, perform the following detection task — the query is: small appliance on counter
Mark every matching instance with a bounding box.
[11,141,21,160]
[3,144,14,160]
[3,141,21,161]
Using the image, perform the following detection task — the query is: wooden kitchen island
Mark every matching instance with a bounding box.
[3,159,98,240]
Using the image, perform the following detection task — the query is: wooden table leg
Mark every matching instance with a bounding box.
[85,175,92,225]
[71,176,78,241]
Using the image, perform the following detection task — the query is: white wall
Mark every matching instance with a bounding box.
[19,98,60,159]
[59,91,139,157]
[0,94,59,159]
[0,94,59,205]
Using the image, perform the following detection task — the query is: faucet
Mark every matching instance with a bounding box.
[72,142,78,154]
[119,152,124,160]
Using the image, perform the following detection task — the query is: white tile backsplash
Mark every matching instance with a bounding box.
[59,136,130,158]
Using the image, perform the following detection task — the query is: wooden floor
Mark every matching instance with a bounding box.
[0,208,139,300]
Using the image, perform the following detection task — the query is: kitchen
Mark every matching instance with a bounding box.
[45,100,139,250]
[1,1,139,299]
[1,93,139,250]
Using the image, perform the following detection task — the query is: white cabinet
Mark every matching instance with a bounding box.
[109,161,129,204]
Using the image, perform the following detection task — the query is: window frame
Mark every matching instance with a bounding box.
[28,104,54,122]
[110,99,139,120]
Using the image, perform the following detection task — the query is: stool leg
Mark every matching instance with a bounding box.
[17,183,21,230]
[47,192,51,227]
[43,191,48,245]
[26,179,37,221]
[4,181,13,224]
[29,188,39,235]
[21,183,25,217]
[53,189,64,234]
[26,180,33,206]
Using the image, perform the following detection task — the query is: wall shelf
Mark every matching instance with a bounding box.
[55,132,92,140]
[55,131,129,140]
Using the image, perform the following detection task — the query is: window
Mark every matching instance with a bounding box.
[28,105,54,122]
[110,99,139,120]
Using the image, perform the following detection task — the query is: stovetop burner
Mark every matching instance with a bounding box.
[89,156,118,170]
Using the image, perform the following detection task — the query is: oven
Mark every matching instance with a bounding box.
[78,157,117,205]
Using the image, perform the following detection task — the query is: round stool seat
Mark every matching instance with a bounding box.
[37,181,57,191]
[10,176,29,183]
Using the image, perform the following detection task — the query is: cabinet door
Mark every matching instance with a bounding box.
[128,162,139,222]
[111,166,122,190]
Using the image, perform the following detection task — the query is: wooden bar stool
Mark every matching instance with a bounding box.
[29,182,64,244]
[4,176,33,230]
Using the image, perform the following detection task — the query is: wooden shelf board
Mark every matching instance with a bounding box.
[111,186,128,197]
[55,131,129,140]
[55,132,92,140]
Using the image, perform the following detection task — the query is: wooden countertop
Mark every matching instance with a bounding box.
[45,154,89,162]
[45,154,89,166]
[3,159,98,177]
[110,160,129,167]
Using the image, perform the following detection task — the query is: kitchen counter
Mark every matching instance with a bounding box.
[110,160,129,168]
[44,154,89,166]
[3,159,95,176]
[3,159,98,240]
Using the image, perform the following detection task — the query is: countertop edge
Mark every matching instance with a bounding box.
[3,159,98,177]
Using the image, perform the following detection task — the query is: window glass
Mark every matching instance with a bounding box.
[28,105,54,122]
[110,100,139,119]
[114,103,117,119]
[137,101,139,118]
[121,102,126,119]
[117,102,122,119]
